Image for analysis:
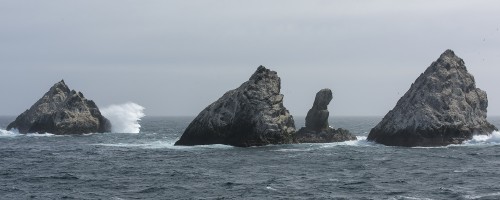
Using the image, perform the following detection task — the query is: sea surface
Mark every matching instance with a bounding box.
[1,116,500,200]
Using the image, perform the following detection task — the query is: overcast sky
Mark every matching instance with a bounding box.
[1,0,499,117]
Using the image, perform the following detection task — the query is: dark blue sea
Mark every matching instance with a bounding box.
[1,116,500,200]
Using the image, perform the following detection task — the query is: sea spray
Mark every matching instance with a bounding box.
[101,102,145,133]
[464,131,500,145]
[0,129,18,137]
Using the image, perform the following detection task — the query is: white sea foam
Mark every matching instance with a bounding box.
[273,148,314,152]
[101,102,145,134]
[0,129,60,137]
[25,133,57,137]
[413,131,500,148]
[390,196,433,200]
[273,136,377,152]
[0,129,18,137]
[91,140,233,150]
[463,131,500,145]
[463,191,500,199]
[320,136,378,148]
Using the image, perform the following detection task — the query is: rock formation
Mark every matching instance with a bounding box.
[7,80,111,134]
[175,66,296,147]
[295,89,356,143]
[368,50,497,147]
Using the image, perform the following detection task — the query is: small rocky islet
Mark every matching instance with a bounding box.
[7,80,111,135]
[175,66,296,147]
[368,50,497,147]
[294,88,356,143]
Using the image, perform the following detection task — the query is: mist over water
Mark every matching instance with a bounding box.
[101,102,145,133]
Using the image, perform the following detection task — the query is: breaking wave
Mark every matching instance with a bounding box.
[91,140,233,150]
[101,102,145,134]
[0,129,18,137]
[463,131,500,145]
[319,136,378,148]
[0,129,58,137]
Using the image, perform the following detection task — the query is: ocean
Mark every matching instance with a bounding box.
[1,116,500,200]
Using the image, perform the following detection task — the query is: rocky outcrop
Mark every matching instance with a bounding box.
[175,66,296,147]
[7,80,111,134]
[295,89,356,143]
[368,50,497,147]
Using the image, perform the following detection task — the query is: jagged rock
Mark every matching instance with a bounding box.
[7,80,111,134]
[295,89,357,143]
[175,66,296,147]
[368,50,497,147]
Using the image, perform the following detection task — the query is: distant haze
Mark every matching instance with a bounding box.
[1,1,499,117]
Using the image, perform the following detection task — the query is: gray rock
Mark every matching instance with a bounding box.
[295,88,357,143]
[7,80,111,134]
[175,66,296,147]
[295,127,356,143]
[368,50,497,147]
[305,89,333,131]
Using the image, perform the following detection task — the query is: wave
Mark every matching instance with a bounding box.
[25,133,58,137]
[101,102,145,134]
[463,131,500,145]
[91,140,233,150]
[0,129,18,137]
[319,136,379,148]
[463,191,500,199]
[273,136,378,152]
[412,131,500,148]
[0,129,59,137]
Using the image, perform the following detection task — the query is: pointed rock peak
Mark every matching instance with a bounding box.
[55,79,67,86]
[49,79,70,94]
[438,49,463,64]
[249,65,278,81]
[440,49,456,58]
[426,49,466,73]
[256,65,268,72]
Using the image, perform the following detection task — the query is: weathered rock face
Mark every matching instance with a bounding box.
[368,50,497,147]
[175,66,296,147]
[295,89,356,143]
[7,80,111,134]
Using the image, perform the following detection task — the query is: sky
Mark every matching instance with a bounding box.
[1,0,499,117]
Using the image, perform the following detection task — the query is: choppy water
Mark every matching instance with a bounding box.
[1,116,500,199]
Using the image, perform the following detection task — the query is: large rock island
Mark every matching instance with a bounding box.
[295,89,356,143]
[7,80,111,134]
[175,66,296,147]
[368,50,497,147]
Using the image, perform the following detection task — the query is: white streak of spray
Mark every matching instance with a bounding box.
[101,102,145,133]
